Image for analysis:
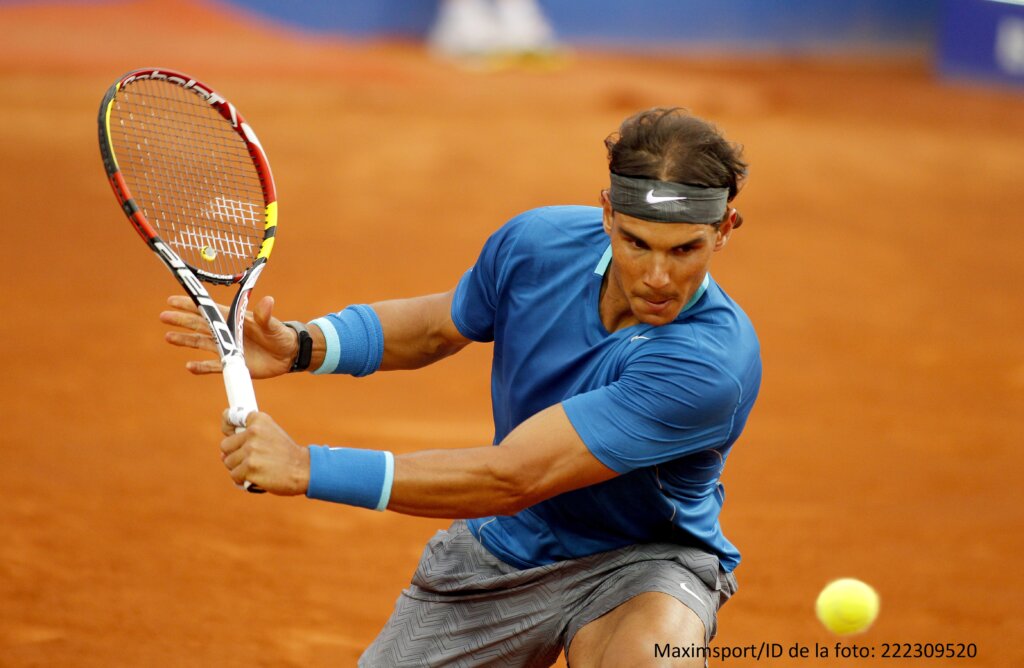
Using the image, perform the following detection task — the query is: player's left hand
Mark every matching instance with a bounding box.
[161,294,297,379]
[220,410,310,495]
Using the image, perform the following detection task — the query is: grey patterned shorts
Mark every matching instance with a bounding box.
[359,520,738,667]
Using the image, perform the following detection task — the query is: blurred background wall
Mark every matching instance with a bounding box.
[213,0,1024,87]
[219,0,940,51]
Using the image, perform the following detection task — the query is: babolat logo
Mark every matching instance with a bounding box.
[152,242,237,354]
[122,70,226,106]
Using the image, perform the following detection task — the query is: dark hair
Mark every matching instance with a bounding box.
[605,108,748,224]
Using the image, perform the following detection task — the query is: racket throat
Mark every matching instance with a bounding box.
[227,261,266,355]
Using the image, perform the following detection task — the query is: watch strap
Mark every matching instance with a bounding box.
[283,320,313,372]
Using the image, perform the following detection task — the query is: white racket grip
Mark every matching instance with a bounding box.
[222,355,264,493]
[223,354,258,429]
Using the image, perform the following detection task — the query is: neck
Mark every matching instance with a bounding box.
[598,272,636,332]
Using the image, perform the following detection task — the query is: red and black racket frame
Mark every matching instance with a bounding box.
[97,67,278,366]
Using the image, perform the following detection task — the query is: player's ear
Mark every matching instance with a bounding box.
[713,212,736,251]
[600,190,614,235]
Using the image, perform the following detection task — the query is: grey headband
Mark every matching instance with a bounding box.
[608,173,728,224]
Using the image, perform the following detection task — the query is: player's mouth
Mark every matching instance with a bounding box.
[638,295,674,314]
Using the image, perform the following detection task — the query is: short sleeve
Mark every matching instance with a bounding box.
[561,351,741,474]
[450,214,527,342]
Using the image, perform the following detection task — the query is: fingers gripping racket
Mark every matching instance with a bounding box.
[98,68,276,493]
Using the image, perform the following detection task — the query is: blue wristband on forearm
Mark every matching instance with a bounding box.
[310,304,384,376]
[306,446,394,511]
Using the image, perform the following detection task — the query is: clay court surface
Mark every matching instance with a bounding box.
[2,1,1023,665]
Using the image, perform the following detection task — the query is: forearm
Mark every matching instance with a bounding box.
[386,446,528,518]
[304,290,469,374]
[304,405,619,517]
[304,443,527,517]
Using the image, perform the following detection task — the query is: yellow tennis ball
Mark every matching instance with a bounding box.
[201,246,217,262]
[815,578,880,635]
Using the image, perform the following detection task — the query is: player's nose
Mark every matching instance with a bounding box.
[642,256,671,290]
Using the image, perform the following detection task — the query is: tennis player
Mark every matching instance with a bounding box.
[163,107,760,667]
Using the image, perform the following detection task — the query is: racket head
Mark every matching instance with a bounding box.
[98,68,277,285]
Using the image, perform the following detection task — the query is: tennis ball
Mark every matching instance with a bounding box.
[201,246,217,262]
[815,578,879,635]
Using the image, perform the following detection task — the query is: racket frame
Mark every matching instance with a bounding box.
[98,68,278,492]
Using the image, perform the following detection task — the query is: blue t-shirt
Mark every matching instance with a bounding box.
[452,206,761,572]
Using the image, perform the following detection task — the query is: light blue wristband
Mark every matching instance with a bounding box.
[306,446,394,511]
[310,304,384,376]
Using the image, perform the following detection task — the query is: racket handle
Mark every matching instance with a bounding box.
[222,355,265,494]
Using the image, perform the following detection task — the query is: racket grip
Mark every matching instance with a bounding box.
[222,355,265,494]
[223,355,258,421]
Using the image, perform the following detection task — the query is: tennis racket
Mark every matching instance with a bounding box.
[97,67,277,493]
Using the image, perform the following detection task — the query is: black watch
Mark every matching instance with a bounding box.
[283,321,313,372]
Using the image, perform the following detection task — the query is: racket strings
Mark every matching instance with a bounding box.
[110,79,266,277]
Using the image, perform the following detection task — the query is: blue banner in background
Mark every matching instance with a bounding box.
[223,0,940,52]
[543,0,939,52]
[216,0,1023,88]
[938,0,1024,86]
[221,0,439,37]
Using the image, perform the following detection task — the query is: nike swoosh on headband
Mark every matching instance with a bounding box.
[645,190,688,204]
[610,173,728,223]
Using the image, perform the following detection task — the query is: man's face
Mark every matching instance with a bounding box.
[600,191,733,330]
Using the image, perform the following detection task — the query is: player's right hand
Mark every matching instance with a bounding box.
[219,410,310,495]
[159,294,298,379]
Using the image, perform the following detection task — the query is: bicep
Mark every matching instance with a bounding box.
[373,289,472,370]
[386,402,616,518]
[494,402,619,508]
